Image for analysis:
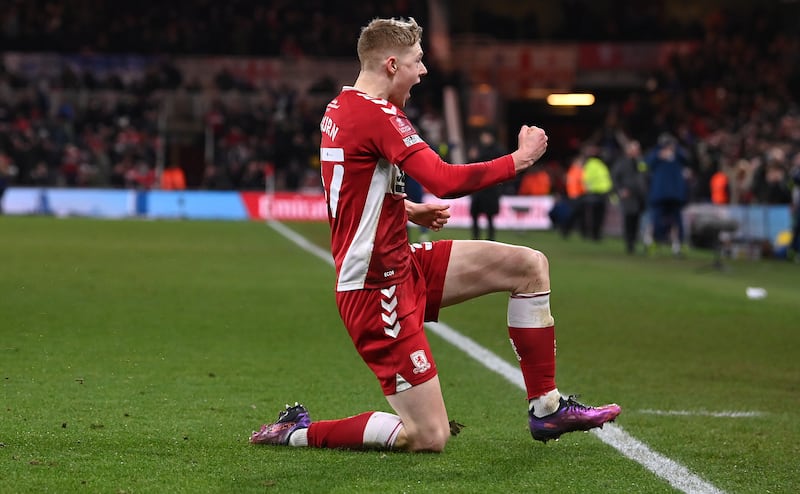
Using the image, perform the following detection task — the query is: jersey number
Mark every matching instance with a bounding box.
[327,164,344,219]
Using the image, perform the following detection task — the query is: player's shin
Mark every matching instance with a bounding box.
[306,411,403,450]
[507,292,560,416]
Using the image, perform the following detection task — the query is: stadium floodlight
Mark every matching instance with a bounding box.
[546,93,595,106]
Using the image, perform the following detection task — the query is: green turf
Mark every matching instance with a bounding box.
[1,216,798,493]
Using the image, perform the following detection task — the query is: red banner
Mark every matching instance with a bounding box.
[578,41,699,70]
[240,192,329,221]
[241,191,554,230]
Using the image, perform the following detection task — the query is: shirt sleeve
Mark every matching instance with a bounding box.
[368,106,516,198]
[370,111,430,165]
[400,145,516,199]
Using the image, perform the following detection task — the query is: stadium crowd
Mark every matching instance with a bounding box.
[1,1,798,224]
[6,0,793,52]
[0,0,427,57]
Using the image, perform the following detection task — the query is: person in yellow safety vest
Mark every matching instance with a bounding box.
[581,147,613,241]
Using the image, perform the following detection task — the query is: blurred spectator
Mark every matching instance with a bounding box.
[416,102,448,159]
[239,161,266,190]
[612,140,648,254]
[28,161,50,186]
[555,155,587,238]
[468,129,503,241]
[709,166,729,205]
[518,168,551,196]
[201,163,233,190]
[754,158,792,205]
[59,144,80,186]
[730,159,756,205]
[160,163,186,190]
[645,133,690,256]
[582,146,613,241]
[125,160,156,189]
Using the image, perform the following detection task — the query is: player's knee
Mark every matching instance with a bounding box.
[518,246,549,279]
[405,424,450,453]
[532,248,550,272]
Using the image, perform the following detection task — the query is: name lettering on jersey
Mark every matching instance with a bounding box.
[383,270,394,278]
[320,115,339,142]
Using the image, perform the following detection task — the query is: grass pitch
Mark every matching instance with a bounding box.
[1,216,798,493]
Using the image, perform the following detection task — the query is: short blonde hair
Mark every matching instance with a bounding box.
[357,17,423,69]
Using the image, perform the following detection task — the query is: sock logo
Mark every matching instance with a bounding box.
[381,285,400,338]
[509,338,522,361]
[410,350,431,374]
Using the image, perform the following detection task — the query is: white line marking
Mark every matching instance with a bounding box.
[267,221,725,494]
[268,220,334,263]
[426,322,725,494]
[638,409,764,418]
[595,423,724,494]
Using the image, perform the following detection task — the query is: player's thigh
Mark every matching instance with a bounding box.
[441,240,549,306]
[385,376,449,450]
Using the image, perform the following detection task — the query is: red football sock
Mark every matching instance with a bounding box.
[508,292,557,400]
[307,412,373,449]
[508,325,556,399]
[306,411,403,449]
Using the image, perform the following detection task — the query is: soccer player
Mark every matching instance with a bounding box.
[251,17,620,452]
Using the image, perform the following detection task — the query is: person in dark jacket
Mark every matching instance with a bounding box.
[644,133,690,256]
[469,129,503,240]
[612,140,648,254]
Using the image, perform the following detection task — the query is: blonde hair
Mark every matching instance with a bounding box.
[357,17,423,69]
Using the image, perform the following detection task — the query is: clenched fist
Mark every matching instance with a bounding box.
[511,125,548,173]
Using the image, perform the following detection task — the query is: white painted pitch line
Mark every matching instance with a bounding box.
[268,220,333,264]
[267,221,725,494]
[638,409,764,418]
[427,322,725,494]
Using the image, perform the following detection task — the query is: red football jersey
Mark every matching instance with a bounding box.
[320,86,516,292]
[320,87,426,292]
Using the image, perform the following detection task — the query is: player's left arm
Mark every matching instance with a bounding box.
[405,200,451,232]
[399,146,516,199]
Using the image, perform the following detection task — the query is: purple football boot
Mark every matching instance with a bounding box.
[529,395,621,443]
[250,403,312,445]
